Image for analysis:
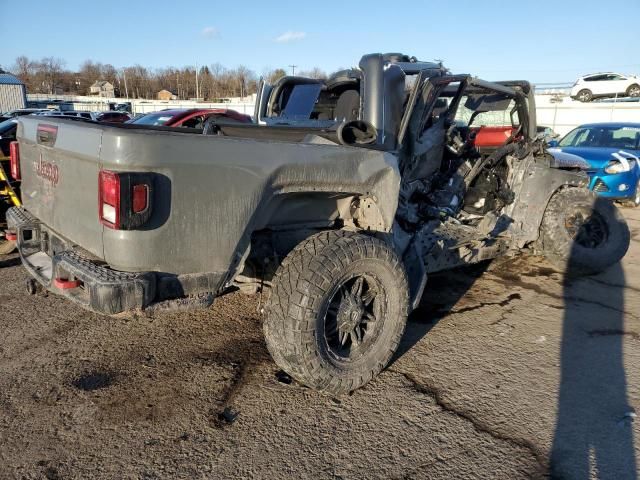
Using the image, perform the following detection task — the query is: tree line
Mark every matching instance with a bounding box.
[5,56,327,100]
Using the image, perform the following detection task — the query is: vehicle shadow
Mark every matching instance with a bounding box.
[391,260,492,363]
[0,254,20,269]
[550,199,637,478]
[391,198,637,478]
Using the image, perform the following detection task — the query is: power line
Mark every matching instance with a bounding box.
[288,64,298,76]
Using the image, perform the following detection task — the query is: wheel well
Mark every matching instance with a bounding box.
[227,191,390,293]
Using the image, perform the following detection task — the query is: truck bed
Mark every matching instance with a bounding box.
[16,117,400,286]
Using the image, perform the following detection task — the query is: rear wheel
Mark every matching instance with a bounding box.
[576,89,593,102]
[540,188,630,275]
[264,231,408,394]
[626,84,640,98]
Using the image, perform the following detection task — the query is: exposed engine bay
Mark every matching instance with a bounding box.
[396,82,533,236]
[396,126,530,230]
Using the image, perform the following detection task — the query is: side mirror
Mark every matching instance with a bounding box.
[548,139,559,147]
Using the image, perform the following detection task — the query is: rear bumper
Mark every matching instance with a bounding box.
[6,207,155,315]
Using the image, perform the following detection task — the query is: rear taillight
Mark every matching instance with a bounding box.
[132,184,149,213]
[9,141,20,180]
[99,170,154,230]
[99,170,121,228]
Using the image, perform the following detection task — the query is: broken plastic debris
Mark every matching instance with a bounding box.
[218,407,239,425]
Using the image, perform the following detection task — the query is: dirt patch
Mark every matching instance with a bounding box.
[1,208,639,479]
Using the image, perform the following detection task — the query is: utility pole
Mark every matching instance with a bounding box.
[195,62,200,100]
[288,64,298,76]
[122,68,129,99]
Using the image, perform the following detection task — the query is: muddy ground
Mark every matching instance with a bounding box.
[1,208,639,480]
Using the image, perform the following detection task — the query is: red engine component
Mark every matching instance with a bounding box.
[472,126,515,148]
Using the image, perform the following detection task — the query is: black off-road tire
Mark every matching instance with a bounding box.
[576,89,593,102]
[263,230,409,394]
[540,188,630,275]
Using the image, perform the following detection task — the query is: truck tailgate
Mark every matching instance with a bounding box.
[18,117,104,259]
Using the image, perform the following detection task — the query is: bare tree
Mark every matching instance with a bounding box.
[299,67,327,80]
[37,57,66,94]
[264,68,287,84]
[12,56,37,91]
[9,55,263,99]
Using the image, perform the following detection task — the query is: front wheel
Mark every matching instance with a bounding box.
[576,89,593,102]
[540,188,630,275]
[264,231,409,394]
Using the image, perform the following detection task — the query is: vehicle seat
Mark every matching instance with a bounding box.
[334,90,360,122]
[202,116,224,136]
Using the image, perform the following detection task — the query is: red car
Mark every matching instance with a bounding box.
[128,108,252,128]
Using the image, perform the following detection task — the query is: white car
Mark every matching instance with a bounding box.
[571,73,640,102]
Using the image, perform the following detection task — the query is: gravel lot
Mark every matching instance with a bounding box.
[1,207,639,479]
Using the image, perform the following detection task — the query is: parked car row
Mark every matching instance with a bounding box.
[0,107,253,157]
[35,110,132,123]
[0,108,50,122]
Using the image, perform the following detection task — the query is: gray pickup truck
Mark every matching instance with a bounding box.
[6,53,630,394]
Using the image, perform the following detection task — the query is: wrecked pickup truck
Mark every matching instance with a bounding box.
[6,53,630,394]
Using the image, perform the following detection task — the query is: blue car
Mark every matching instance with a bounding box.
[548,122,640,207]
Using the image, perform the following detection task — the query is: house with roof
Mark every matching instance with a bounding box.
[157,89,178,101]
[89,80,115,97]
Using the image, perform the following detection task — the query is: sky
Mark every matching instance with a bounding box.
[1,0,639,84]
